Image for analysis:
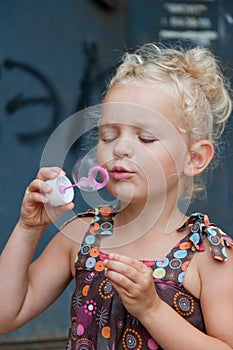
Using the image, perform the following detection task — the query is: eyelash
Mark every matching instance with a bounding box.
[139,137,157,143]
[101,136,117,143]
[101,136,157,144]
[100,124,159,143]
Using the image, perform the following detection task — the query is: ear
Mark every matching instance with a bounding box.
[183,140,214,177]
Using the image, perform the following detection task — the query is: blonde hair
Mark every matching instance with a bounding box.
[107,43,232,196]
[108,43,232,143]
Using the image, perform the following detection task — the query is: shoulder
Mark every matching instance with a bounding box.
[197,238,233,344]
[196,216,232,322]
[180,213,233,296]
[179,212,233,261]
[197,235,233,278]
[187,212,233,276]
[57,212,95,276]
[189,215,233,345]
[59,204,116,246]
[59,212,93,244]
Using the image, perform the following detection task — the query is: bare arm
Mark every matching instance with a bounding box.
[103,249,233,350]
[0,167,75,333]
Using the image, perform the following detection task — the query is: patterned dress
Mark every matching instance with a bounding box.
[66,206,233,350]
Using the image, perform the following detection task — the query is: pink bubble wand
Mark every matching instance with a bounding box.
[59,166,109,194]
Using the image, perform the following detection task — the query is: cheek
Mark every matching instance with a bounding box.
[96,147,102,165]
[157,154,183,183]
[158,140,188,175]
[108,180,135,202]
[143,158,167,194]
[96,143,110,166]
[141,144,187,191]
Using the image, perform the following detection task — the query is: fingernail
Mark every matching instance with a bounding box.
[51,170,59,177]
[103,259,108,266]
[44,184,52,192]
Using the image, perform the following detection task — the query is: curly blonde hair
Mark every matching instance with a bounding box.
[106,43,232,196]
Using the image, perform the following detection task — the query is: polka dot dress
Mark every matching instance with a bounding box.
[66,208,233,350]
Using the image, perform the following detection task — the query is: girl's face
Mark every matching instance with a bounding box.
[97,83,189,204]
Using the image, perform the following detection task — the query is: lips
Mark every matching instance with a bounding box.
[110,165,134,181]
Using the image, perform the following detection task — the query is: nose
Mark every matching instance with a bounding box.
[113,137,134,159]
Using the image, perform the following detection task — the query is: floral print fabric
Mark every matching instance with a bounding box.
[66,207,233,350]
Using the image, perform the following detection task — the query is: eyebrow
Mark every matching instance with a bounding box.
[99,122,158,131]
[99,120,183,141]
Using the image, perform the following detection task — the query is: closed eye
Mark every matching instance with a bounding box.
[139,137,158,143]
[100,133,118,142]
[138,136,158,143]
[137,128,158,143]
[99,125,118,143]
[102,137,117,142]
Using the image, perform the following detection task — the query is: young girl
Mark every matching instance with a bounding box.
[0,44,233,350]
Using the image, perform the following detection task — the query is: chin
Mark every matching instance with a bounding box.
[110,180,134,203]
[112,182,149,205]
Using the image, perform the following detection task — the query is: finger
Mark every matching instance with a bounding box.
[106,253,148,274]
[36,167,66,181]
[27,179,52,195]
[58,202,74,212]
[45,200,74,210]
[104,275,126,296]
[25,189,49,204]
[44,202,75,222]
[104,258,147,285]
[105,268,134,292]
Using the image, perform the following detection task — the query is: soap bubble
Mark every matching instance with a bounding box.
[72,157,109,192]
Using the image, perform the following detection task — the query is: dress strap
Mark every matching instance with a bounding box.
[75,206,115,271]
[77,205,115,237]
[178,213,233,262]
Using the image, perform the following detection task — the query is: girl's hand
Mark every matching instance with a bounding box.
[103,253,161,320]
[19,167,74,230]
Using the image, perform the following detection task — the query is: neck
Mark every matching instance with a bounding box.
[118,197,185,231]
[104,193,187,249]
